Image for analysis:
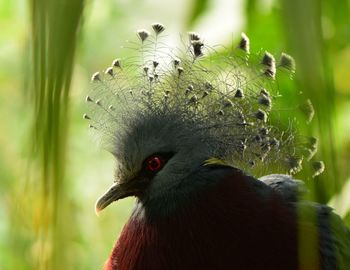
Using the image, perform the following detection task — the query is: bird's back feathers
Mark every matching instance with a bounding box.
[260,174,308,202]
[261,174,350,270]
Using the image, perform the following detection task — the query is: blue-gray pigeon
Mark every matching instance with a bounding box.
[85,24,350,270]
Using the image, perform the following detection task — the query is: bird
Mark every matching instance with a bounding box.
[85,23,350,270]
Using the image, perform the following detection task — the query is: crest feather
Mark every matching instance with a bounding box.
[84,24,323,177]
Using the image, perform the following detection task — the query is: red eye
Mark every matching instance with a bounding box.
[146,156,163,172]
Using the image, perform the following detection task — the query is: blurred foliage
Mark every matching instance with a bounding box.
[186,0,209,26]
[0,0,349,269]
[29,0,84,269]
[280,0,338,203]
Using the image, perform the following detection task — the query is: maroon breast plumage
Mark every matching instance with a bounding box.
[104,169,299,270]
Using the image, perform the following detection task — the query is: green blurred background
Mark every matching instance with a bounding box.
[0,0,350,269]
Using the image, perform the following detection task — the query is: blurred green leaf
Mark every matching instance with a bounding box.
[29,0,85,269]
[187,0,210,27]
[280,0,340,203]
[344,211,350,227]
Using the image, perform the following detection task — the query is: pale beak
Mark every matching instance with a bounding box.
[95,177,148,215]
[95,183,127,214]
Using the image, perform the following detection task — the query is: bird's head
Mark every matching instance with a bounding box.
[94,107,229,214]
[96,112,216,211]
[86,24,322,216]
